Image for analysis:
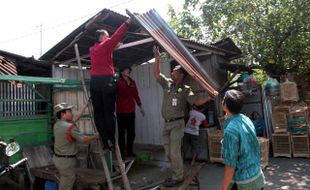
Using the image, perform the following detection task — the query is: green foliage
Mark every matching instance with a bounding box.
[168,0,310,76]
[253,69,269,85]
[167,3,204,40]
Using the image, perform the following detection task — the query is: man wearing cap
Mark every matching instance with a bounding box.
[153,47,211,187]
[89,17,132,150]
[53,101,99,190]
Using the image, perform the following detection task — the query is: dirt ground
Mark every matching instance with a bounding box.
[198,157,310,190]
[1,157,309,190]
[125,157,310,190]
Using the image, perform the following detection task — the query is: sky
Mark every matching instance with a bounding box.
[0,0,182,59]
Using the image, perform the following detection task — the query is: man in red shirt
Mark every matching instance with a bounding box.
[116,67,144,157]
[90,18,132,150]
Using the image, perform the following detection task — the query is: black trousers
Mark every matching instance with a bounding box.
[117,112,136,156]
[90,75,117,147]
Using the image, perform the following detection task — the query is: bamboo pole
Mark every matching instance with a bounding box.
[115,144,132,190]
[74,43,114,190]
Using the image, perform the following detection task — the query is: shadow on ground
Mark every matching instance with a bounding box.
[264,158,310,190]
[199,157,310,190]
[126,157,310,190]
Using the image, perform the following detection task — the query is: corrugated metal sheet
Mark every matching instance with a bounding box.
[0,56,17,75]
[53,67,93,134]
[131,60,171,145]
[128,9,219,97]
[0,49,51,77]
[0,55,19,86]
[183,38,242,59]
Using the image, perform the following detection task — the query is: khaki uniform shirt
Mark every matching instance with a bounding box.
[53,120,87,156]
[157,73,195,120]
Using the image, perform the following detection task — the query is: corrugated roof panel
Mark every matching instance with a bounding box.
[128,9,219,97]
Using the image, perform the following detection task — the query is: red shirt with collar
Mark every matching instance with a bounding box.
[90,23,128,76]
[116,78,142,113]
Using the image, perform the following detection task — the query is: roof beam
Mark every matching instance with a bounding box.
[182,41,225,56]
[193,52,212,57]
[58,38,155,65]
[118,37,153,50]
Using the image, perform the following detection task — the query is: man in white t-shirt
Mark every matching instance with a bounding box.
[183,105,207,165]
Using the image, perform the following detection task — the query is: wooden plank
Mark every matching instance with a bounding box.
[23,145,56,187]
[30,166,59,182]
[156,164,203,190]
[23,146,54,169]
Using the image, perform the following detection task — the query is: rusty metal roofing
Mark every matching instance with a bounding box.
[0,55,17,76]
[40,8,241,71]
[127,9,219,97]
[0,49,51,76]
[182,37,242,60]
[40,8,154,69]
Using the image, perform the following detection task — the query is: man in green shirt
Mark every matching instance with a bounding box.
[153,47,211,187]
[53,100,99,190]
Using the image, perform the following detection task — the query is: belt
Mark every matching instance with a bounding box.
[165,117,184,123]
[54,153,76,158]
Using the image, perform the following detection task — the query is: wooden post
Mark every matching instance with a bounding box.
[74,43,114,190]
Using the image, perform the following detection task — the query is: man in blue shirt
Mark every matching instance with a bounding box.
[220,90,265,190]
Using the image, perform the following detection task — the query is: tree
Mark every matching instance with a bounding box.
[167,0,204,41]
[168,0,310,76]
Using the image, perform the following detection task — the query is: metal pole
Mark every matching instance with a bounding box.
[40,24,43,56]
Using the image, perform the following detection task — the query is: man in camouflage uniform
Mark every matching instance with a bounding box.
[153,47,211,187]
[53,101,99,190]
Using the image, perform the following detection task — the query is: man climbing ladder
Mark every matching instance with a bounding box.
[74,16,133,190]
[89,17,132,150]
